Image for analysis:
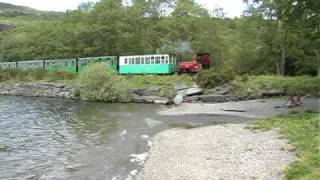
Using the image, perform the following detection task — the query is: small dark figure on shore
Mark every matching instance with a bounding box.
[285,94,303,107]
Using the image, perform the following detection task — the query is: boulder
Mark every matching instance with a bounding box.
[177,89,187,96]
[142,86,161,96]
[185,87,203,96]
[184,95,200,102]
[207,83,233,95]
[132,89,145,96]
[132,95,147,103]
[173,94,184,106]
[133,95,169,104]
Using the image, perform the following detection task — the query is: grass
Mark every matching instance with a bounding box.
[250,111,320,180]
[0,68,78,83]
[0,68,195,98]
[126,74,195,98]
[232,75,320,96]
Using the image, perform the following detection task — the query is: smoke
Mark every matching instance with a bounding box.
[175,40,192,53]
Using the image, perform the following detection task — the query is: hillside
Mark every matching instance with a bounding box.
[0,2,63,18]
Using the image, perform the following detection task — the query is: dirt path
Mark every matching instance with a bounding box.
[136,124,296,180]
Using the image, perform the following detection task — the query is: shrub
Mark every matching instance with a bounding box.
[232,75,320,96]
[79,63,130,102]
[196,68,234,88]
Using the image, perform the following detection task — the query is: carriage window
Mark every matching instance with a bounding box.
[65,62,68,66]
[155,56,160,64]
[141,57,145,64]
[161,56,165,64]
[146,57,150,64]
[151,57,155,64]
[136,57,140,64]
[166,56,169,64]
[131,58,135,64]
[125,58,128,64]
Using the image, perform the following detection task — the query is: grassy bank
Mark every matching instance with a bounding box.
[126,75,194,98]
[0,68,77,83]
[251,111,320,179]
[232,75,320,96]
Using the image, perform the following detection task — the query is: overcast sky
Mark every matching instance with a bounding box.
[0,0,246,18]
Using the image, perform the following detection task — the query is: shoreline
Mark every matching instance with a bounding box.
[136,123,297,180]
[135,99,319,180]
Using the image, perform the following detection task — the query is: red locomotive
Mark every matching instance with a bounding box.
[178,53,212,74]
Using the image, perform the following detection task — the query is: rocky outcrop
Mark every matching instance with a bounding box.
[132,95,170,105]
[0,23,15,32]
[0,83,81,99]
[206,83,233,95]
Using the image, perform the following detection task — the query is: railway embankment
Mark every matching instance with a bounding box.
[0,81,299,104]
[0,83,81,99]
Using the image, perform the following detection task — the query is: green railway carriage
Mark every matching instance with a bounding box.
[0,62,17,69]
[78,56,118,72]
[45,59,77,73]
[18,60,44,69]
[0,54,177,75]
[119,54,177,74]
[0,56,117,73]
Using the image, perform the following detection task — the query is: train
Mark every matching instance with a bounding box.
[0,53,212,74]
[0,54,179,75]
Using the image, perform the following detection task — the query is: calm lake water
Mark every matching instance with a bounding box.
[0,96,249,180]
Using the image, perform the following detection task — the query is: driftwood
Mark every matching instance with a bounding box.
[221,109,246,112]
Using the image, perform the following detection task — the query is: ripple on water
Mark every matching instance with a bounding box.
[0,96,250,180]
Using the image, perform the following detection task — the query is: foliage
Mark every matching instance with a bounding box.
[196,68,234,88]
[79,63,130,102]
[232,75,320,96]
[250,112,320,180]
[0,0,318,76]
[0,68,76,83]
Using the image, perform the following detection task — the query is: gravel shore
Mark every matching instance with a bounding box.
[160,98,320,118]
[136,124,296,180]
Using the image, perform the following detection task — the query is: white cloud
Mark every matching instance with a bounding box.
[0,0,246,17]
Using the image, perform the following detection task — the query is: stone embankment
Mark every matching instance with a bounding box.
[0,82,286,104]
[0,83,81,99]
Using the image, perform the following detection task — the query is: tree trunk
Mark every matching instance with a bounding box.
[280,43,286,75]
[275,59,281,75]
[315,49,320,76]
